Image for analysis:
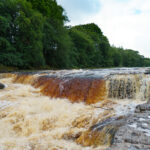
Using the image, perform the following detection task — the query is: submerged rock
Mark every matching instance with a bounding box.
[0,83,5,89]
[135,103,150,112]
[76,116,126,147]
[135,99,150,113]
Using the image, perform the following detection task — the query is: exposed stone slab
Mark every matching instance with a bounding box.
[108,102,150,150]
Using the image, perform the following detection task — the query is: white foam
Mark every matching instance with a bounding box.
[128,123,137,128]
[0,101,15,110]
[139,118,146,121]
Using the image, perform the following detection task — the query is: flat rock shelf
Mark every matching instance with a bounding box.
[108,101,150,150]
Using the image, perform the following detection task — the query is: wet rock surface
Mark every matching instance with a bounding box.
[76,116,127,147]
[108,101,150,150]
[0,83,5,89]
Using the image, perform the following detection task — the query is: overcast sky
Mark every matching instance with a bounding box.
[57,0,150,58]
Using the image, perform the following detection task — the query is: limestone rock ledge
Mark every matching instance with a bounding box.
[108,101,150,150]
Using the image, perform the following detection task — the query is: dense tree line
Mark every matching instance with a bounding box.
[0,0,150,70]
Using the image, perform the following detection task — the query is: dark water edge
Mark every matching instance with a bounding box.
[1,66,149,73]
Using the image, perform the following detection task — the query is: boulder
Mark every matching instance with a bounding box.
[108,107,150,150]
[135,100,150,113]
[0,83,5,89]
[76,116,127,147]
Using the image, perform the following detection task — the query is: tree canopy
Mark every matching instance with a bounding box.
[0,0,150,70]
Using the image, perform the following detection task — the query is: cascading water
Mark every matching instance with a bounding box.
[107,74,150,101]
[0,68,150,150]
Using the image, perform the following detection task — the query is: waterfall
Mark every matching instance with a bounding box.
[13,74,107,104]
[107,74,150,101]
[0,68,150,150]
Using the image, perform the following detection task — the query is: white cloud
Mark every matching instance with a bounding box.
[91,0,150,57]
[57,0,150,57]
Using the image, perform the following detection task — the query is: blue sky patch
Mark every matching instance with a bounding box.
[134,9,142,15]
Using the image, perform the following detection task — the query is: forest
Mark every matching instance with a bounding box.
[0,0,150,70]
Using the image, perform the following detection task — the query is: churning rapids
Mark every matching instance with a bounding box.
[0,68,150,150]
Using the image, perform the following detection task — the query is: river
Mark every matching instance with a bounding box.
[0,68,149,150]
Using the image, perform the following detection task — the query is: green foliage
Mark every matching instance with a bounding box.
[0,0,45,69]
[27,0,68,24]
[110,46,148,67]
[111,47,123,67]
[0,0,150,69]
[0,64,18,72]
[69,28,94,68]
[28,0,71,69]
[69,23,112,68]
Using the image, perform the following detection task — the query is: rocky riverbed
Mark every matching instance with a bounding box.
[108,100,150,150]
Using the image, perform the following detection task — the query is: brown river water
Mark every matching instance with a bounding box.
[0,68,149,150]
